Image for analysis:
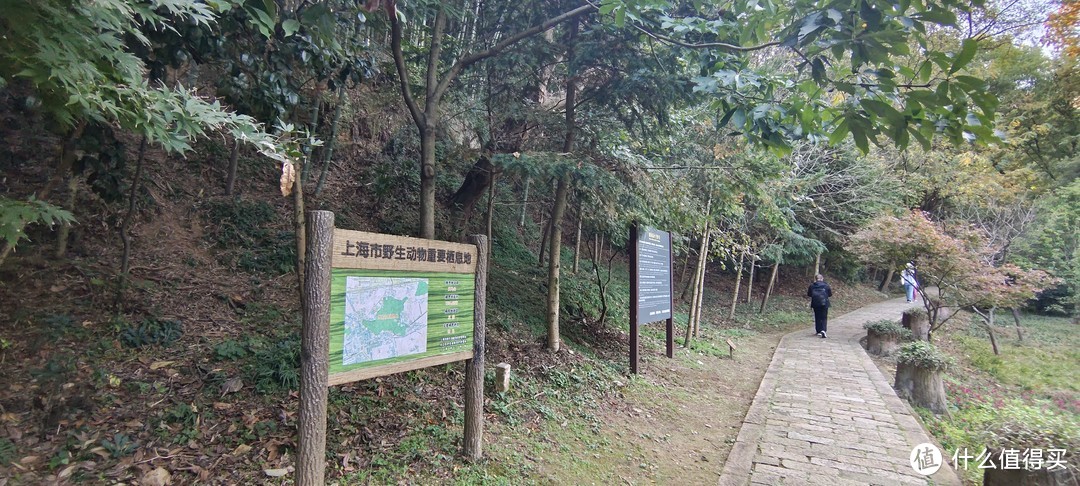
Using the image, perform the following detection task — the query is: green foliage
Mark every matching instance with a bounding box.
[30,353,77,391]
[955,315,1080,393]
[203,199,295,275]
[249,333,301,393]
[896,341,953,371]
[41,313,81,341]
[213,339,248,361]
[0,437,15,466]
[100,433,137,458]
[0,196,75,249]
[983,400,1080,452]
[607,0,997,152]
[0,0,277,152]
[118,318,183,348]
[163,402,197,425]
[863,319,912,339]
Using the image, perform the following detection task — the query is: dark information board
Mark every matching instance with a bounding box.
[635,226,672,324]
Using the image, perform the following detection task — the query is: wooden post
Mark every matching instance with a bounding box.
[629,224,639,374]
[463,234,488,460]
[297,211,333,486]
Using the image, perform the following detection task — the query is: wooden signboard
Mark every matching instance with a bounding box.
[298,213,488,485]
[328,229,477,385]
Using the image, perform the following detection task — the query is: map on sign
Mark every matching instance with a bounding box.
[343,277,430,365]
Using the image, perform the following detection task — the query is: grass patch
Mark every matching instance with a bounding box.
[953,313,1080,394]
[920,312,1080,484]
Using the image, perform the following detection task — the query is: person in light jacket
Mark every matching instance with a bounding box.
[901,262,919,303]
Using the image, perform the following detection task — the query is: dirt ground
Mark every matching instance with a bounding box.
[533,324,786,484]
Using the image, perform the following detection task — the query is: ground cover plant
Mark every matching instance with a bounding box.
[917,312,1080,484]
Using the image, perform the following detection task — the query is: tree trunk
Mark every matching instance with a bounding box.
[453,154,497,241]
[676,247,692,300]
[692,248,708,338]
[894,363,948,414]
[297,211,332,486]
[546,175,570,353]
[485,171,497,258]
[1011,307,1023,341]
[866,330,902,356]
[463,234,488,461]
[300,90,322,182]
[679,247,697,302]
[572,198,582,274]
[902,310,930,341]
[813,252,821,276]
[758,263,779,314]
[519,176,530,227]
[419,126,437,239]
[591,239,615,327]
[314,86,345,197]
[116,136,148,310]
[988,307,999,354]
[879,268,895,291]
[745,258,755,304]
[685,199,711,345]
[971,306,1002,355]
[538,211,550,265]
[225,139,240,196]
[294,160,307,302]
[728,250,745,320]
[54,175,79,259]
[545,17,578,353]
[987,323,1000,355]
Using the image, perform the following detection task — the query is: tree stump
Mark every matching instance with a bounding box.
[894,342,950,414]
[902,309,930,341]
[867,330,902,356]
[863,320,910,357]
[983,460,1077,486]
[894,363,948,413]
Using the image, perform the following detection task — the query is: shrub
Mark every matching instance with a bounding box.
[202,199,295,275]
[863,319,913,339]
[119,318,182,348]
[982,400,1080,453]
[896,341,952,370]
[250,334,301,393]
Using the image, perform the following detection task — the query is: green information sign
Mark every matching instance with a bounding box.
[328,268,475,382]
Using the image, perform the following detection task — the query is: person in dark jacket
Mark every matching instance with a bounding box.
[807,274,833,338]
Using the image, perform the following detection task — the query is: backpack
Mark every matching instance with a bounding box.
[810,285,829,307]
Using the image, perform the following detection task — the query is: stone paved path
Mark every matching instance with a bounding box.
[718,296,962,486]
